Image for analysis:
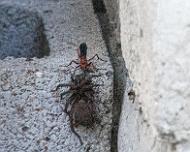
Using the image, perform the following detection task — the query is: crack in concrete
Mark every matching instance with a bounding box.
[91,0,129,151]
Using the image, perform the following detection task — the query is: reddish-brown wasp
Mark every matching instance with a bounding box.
[65,43,106,71]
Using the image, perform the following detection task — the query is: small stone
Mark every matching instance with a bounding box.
[44,137,50,141]
[36,72,43,78]
[22,126,29,132]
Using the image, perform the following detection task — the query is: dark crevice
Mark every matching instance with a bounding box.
[92,0,107,13]
[91,1,128,152]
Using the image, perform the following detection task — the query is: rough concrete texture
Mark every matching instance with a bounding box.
[0,5,50,59]
[118,0,190,152]
[0,0,113,152]
[103,0,120,40]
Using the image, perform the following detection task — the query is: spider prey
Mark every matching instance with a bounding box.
[55,70,102,145]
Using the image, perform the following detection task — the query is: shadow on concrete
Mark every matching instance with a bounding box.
[0,5,50,60]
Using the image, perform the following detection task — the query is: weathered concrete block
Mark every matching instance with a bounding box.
[0,5,49,59]
[118,0,190,152]
[0,0,113,151]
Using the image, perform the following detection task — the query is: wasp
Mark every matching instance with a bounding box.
[55,71,102,145]
[65,43,106,71]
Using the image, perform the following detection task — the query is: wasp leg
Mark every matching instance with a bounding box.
[88,54,107,62]
[70,117,83,145]
[64,60,79,67]
[86,62,97,71]
[75,65,80,69]
[87,62,95,67]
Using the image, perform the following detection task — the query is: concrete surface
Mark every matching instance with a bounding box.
[0,0,113,152]
[118,0,190,152]
[0,5,50,59]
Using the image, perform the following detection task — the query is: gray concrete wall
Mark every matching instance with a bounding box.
[0,0,114,151]
[118,0,190,152]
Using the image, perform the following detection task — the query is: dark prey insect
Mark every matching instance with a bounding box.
[65,43,106,71]
[55,71,102,145]
[128,89,136,103]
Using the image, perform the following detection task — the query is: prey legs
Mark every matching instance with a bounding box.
[70,118,83,145]
[56,83,71,91]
